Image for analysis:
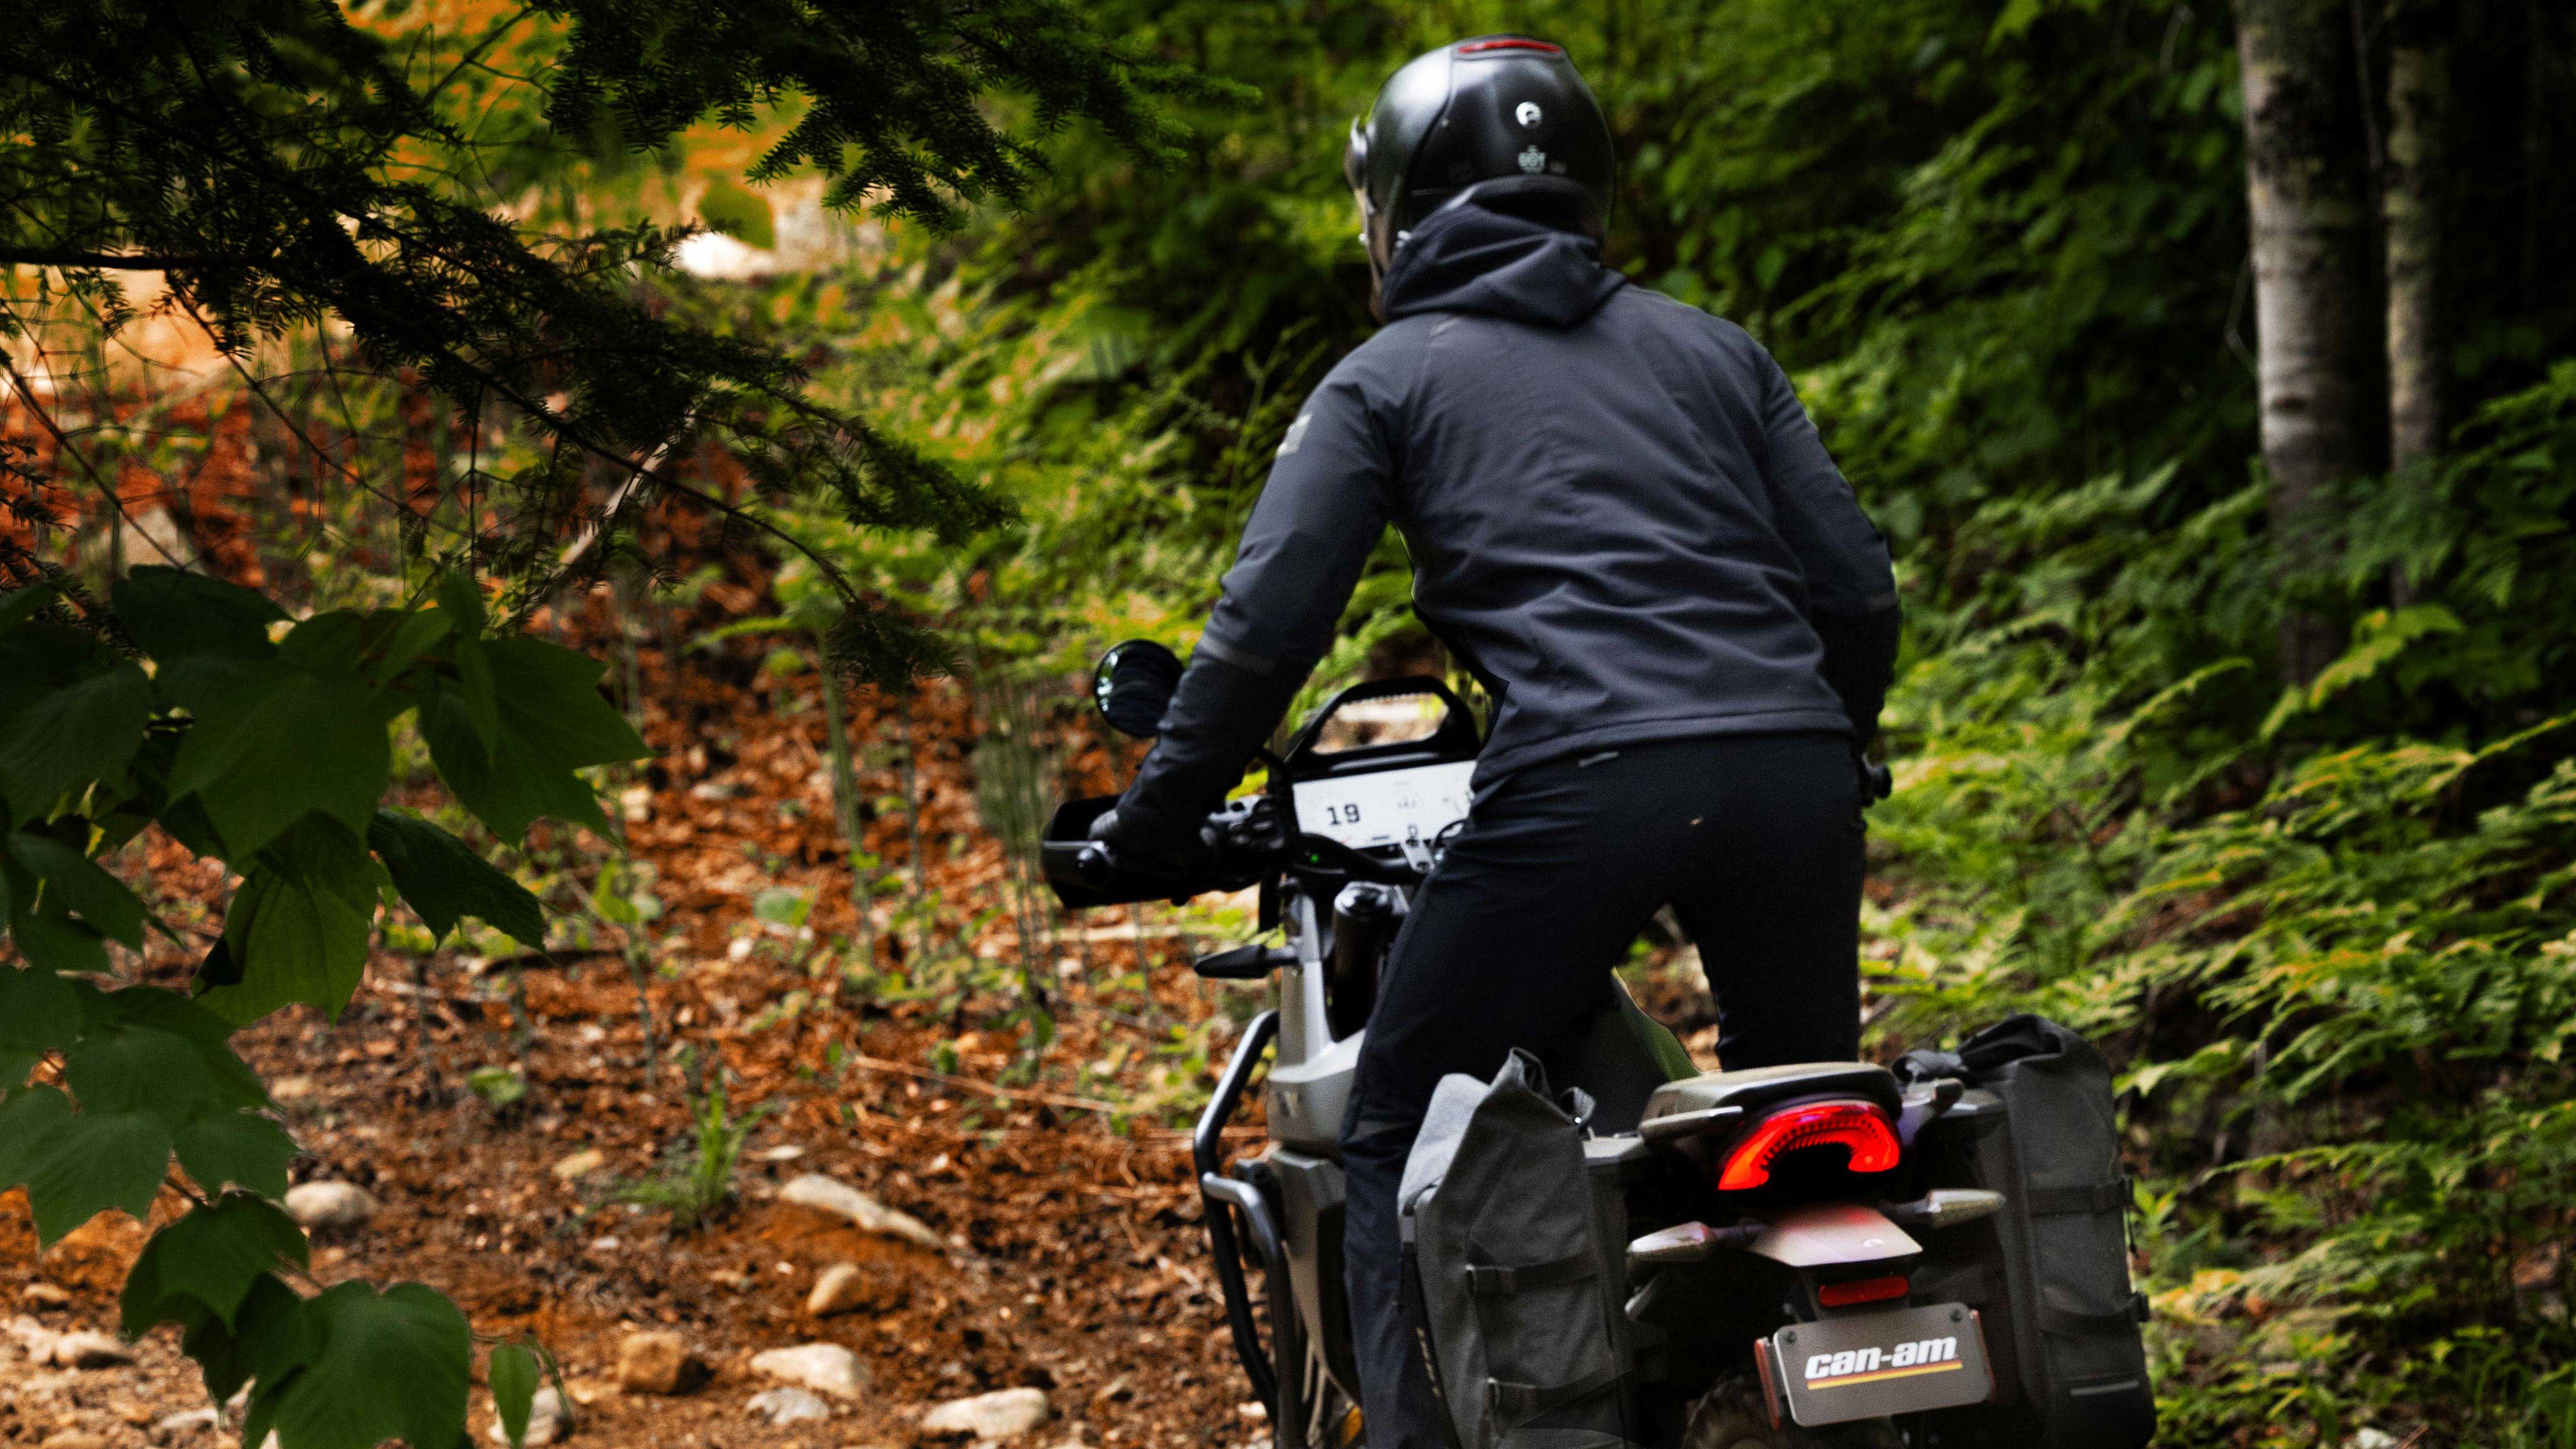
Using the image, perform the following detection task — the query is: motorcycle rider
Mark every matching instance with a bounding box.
[1093,35,1900,1448]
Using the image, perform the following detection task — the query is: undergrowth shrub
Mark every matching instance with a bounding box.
[0,569,645,1448]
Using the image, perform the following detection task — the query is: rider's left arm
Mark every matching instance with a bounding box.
[1102,357,1401,862]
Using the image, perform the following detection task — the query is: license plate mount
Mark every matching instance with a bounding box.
[1766,1302,1994,1427]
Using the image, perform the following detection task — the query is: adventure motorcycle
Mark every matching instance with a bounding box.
[1045,646,2074,1449]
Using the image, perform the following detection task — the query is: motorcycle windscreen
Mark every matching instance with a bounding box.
[1763,1303,1995,1426]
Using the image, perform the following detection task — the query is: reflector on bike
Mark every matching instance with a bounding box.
[1716,1099,1902,1191]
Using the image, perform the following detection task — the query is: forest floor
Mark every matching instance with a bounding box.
[0,576,1730,1449]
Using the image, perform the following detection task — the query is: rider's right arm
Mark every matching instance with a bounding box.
[1739,336,1901,745]
[1103,349,1407,858]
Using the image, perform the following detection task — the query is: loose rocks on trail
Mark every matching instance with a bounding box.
[614,1331,708,1396]
[748,1342,870,1401]
[777,1174,943,1250]
[282,1181,380,1233]
[921,1387,1052,1440]
[745,1386,834,1426]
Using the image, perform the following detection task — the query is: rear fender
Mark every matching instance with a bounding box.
[1747,1202,1921,1270]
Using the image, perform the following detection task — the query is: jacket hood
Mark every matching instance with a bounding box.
[1379,199,1626,327]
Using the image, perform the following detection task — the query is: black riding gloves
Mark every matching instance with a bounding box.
[1102,650,1307,867]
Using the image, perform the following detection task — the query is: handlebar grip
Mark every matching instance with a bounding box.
[1074,842,1116,887]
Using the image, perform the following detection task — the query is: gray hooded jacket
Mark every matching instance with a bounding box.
[1111,199,1898,851]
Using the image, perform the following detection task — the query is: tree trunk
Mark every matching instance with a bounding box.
[2382,3,2449,605]
[2236,0,2380,683]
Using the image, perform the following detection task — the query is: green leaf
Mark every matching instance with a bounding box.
[8,910,109,975]
[0,662,151,818]
[114,567,282,663]
[369,608,452,689]
[254,1282,471,1449]
[489,1342,541,1448]
[172,1111,296,1199]
[8,831,150,947]
[433,572,487,635]
[367,810,546,948]
[0,580,60,631]
[121,1193,310,1335]
[183,1271,308,1404]
[419,636,647,843]
[70,985,270,1117]
[167,660,390,856]
[198,819,380,1026]
[0,965,83,1051]
[0,1085,172,1244]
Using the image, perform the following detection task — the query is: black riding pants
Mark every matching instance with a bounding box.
[1336,731,1867,1449]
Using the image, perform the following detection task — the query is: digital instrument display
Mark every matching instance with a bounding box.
[1290,761,1475,851]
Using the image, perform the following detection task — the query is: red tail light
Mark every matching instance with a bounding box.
[1457,38,1563,55]
[1817,1274,1911,1307]
[1716,1099,1901,1191]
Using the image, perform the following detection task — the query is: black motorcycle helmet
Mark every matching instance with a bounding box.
[1343,36,1616,283]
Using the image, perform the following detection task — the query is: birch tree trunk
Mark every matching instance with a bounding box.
[2236,0,2379,683]
[2382,2,2450,605]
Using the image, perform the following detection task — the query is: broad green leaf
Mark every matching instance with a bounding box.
[0,1086,172,1244]
[70,985,270,1114]
[167,660,390,856]
[121,1193,310,1335]
[8,831,149,947]
[172,1112,297,1199]
[489,1342,541,1448]
[0,965,82,1050]
[368,608,452,689]
[0,580,60,631]
[420,636,647,843]
[275,611,374,673]
[198,1273,317,1414]
[433,572,487,634]
[199,819,381,1026]
[9,909,110,975]
[114,567,282,663]
[366,810,546,948]
[0,662,151,818]
[253,1282,470,1449]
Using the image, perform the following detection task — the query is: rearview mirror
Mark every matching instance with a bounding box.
[1092,639,1183,739]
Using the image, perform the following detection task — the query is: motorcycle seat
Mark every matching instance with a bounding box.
[1640,1060,1902,1124]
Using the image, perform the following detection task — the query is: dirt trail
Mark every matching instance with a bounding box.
[0,584,1727,1449]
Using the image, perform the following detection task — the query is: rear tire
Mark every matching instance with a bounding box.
[1681,1377,1902,1449]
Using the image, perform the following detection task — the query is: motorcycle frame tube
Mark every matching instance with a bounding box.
[1196,1008,1284,1415]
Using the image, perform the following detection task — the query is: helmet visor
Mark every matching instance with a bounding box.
[1343,118,1372,212]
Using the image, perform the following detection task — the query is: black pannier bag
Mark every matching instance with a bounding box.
[1401,1050,1640,1448]
[1902,1015,2157,1449]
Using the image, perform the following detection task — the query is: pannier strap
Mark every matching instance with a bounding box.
[1465,1250,1597,1297]
[2039,1292,2151,1336]
[1485,1363,1628,1421]
[2025,1178,2131,1216]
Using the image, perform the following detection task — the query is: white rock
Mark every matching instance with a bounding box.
[283,1181,380,1232]
[778,1174,940,1250]
[2347,1432,2401,1449]
[921,1387,1050,1440]
[748,1342,869,1401]
[155,1407,221,1435]
[487,1386,568,1445]
[550,1148,606,1181]
[19,1282,70,1310]
[48,1330,133,1368]
[745,1386,834,1426]
[4,1315,58,1361]
[806,1262,865,1317]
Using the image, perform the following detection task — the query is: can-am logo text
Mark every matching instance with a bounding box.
[1806,1336,1961,1387]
